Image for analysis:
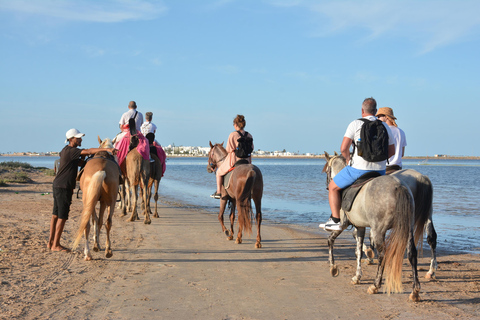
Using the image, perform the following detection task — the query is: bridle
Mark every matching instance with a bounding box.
[208,144,227,172]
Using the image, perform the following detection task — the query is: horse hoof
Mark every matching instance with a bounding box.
[364,258,375,265]
[105,250,113,259]
[330,265,339,277]
[84,255,92,261]
[425,272,435,280]
[255,242,262,248]
[144,219,151,225]
[409,292,421,302]
[153,214,159,218]
[366,248,375,260]
[227,235,234,241]
[224,230,230,237]
[351,277,360,285]
[367,285,378,294]
[235,239,242,244]
[93,247,99,252]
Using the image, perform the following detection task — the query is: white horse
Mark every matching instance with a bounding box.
[323,152,421,301]
[360,169,437,279]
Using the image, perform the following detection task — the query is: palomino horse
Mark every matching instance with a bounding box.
[72,137,120,260]
[361,169,437,279]
[207,142,264,248]
[113,126,151,224]
[323,152,421,301]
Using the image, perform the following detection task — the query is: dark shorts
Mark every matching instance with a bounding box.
[52,187,74,220]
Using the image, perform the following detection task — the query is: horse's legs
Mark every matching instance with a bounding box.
[407,228,421,302]
[253,196,262,249]
[84,221,92,261]
[141,177,151,225]
[327,230,343,277]
[127,183,138,222]
[153,179,160,218]
[218,199,233,240]
[229,200,236,240]
[104,202,114,258]
[425,217,438,279]
[93,203,106,252]
[368,234,386,294]
[352,227,366,284]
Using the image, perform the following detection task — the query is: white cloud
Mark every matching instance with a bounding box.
[0,0,168,23]
[269,0,480,53]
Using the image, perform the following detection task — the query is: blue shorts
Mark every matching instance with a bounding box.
[333,166,385,189]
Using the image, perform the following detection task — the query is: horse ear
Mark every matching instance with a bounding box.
[334,151,339,156]
[221,141,224,146]
[98,136,102,145]
[324,151,330,161]
[209,141,213,148]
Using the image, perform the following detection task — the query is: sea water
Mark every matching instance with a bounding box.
[2,156,479,254]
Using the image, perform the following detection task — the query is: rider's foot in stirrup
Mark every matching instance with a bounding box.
[321,217,342,232]
[210,192,221,199]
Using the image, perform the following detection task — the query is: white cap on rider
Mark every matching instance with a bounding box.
[65,128,85,143]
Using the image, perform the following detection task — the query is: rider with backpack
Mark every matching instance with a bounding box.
[320,97,395,231]
[211,114,254,199]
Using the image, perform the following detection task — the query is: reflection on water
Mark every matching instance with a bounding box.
[2,156,479,254]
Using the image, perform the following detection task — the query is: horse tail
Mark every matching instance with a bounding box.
[238,169,256,234]
[413,175,433,247]
[72,171,106,250]
[382,184,414,294]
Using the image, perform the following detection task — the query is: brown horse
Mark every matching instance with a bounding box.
[207,142,264,248]
[114,130,151,224]
[140,153,162,218]
[72,137,120,261]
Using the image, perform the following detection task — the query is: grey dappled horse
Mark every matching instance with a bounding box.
[207,142,264,248]
[323,152,421,301]
[360,169,437,279]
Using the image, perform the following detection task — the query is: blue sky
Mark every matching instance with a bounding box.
[1,0,479,156]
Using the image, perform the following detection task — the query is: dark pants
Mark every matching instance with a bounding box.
[52,187,74,220]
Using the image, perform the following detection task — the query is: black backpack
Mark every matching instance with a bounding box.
[355,118,389,162]
[235,131,253,158]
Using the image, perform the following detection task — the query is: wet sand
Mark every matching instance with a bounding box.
[1,171,479,319]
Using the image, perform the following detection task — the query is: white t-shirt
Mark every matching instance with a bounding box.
[141,121,157,137]
[344,115,395,170]
[119,109,143,132]
[388,125,407,167]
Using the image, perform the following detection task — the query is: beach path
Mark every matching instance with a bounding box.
[1,173,479,319]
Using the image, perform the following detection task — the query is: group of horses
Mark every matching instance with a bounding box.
[72,133,162,261]
[70,135,437,302]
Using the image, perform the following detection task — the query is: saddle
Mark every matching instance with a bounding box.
[76,152,124,184]
[341,171,381,212]
[223,159,250,189]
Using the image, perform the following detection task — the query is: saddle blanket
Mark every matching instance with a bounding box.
[223,160,250,190]
[115,131,150,167]
[341,171,381,212]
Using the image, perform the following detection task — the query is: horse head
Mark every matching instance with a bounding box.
[207,141,226,173]
[323,151,347,189]
[98,136,114,149]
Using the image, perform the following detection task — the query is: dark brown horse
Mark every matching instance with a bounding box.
[207,142,264,248]
[72,137,120,260]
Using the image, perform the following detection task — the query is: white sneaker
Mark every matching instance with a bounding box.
[320,218,343,232]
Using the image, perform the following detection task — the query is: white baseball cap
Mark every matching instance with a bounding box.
[65,128,85,143]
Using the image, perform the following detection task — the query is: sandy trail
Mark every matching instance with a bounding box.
[1,172,479,319]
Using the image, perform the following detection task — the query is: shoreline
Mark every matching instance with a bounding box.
[2,154,480,160]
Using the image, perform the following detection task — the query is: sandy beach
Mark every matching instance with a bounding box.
[1,171,480,320]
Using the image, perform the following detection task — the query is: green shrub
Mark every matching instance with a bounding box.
[0,161,33,169]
